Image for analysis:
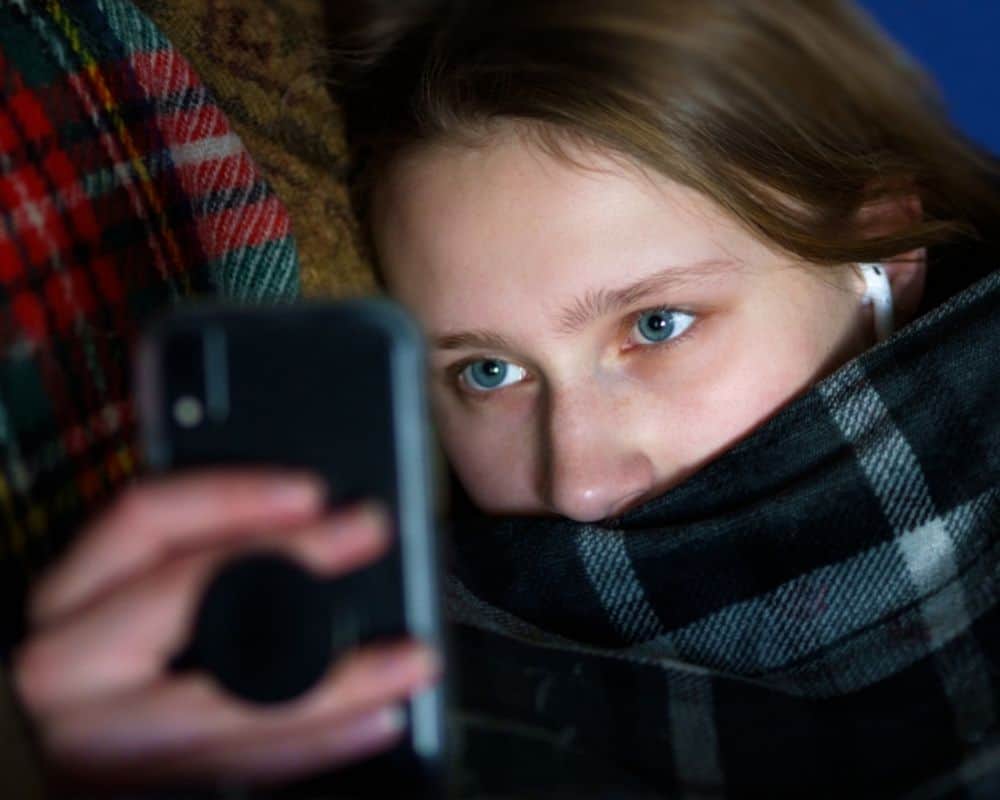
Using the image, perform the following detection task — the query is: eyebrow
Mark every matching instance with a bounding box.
[432,258,737,351]
[553,257,737,335]
[435,329,515,352]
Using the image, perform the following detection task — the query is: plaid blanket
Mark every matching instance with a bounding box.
[446,242,1000,798]
[0,0,299,656]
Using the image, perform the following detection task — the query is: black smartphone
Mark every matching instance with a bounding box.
[134,299,449,797]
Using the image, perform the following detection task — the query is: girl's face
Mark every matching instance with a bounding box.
[373,133,907,523]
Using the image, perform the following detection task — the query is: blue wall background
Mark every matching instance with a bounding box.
[857,1,999,154]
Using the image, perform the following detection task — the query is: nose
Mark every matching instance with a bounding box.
[538,383,656,523]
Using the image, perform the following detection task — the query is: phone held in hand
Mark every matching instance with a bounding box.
[135,299,450,797]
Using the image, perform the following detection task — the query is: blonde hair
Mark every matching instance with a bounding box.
[329,0,1000,267]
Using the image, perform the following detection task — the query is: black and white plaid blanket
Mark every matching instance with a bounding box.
[446,255,1000,798]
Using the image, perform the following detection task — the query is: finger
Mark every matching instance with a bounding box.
[40,639,438,768]
[172,704,407,786]
[57,703,407,791]
[31,469,327,628]
[15,505,393,716]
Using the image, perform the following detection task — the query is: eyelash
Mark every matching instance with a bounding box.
[447,360,501,401]
[448,305,699,399]
[623,305,699,352]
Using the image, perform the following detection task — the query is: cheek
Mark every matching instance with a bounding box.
[719,304,852,420]
[431,396,539,511]
[641,302,852,471]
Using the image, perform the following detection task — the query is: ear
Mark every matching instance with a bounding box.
[854,189,927,325]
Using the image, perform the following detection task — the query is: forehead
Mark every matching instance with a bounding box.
[372,133,765,323]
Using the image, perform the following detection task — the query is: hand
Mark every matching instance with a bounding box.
[10,470,440,790]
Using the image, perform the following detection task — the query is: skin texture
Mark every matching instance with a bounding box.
[374,127,926,523]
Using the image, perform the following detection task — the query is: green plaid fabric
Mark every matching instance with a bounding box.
[0,0,299,654]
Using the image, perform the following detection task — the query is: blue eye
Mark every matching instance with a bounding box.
[460,359,527,392]
[633,308,696,345]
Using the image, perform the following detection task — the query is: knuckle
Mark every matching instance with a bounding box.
[25,575,58,626]
[11,638,56,717]
[103,483,154,534]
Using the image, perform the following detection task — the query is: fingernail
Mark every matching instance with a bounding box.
[350,501,392,539]
[379,704,407,734]
[349,704,407,743]
[377,643,440,681]
[267,475,324,509]
[326,503,390,539]
[414,644,442,679]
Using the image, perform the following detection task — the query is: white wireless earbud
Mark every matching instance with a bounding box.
[857,262,894,343]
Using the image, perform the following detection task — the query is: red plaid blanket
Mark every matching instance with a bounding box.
[0,0,300,653]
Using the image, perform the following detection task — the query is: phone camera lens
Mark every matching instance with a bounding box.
[173,396,205,428]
